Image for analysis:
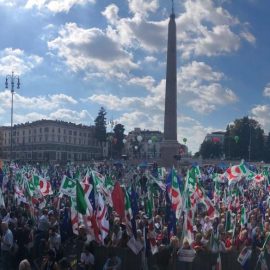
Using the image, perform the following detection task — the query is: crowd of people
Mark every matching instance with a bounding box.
[0,160,270,270]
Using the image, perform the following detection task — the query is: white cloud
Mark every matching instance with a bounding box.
[251,105,270,132]
[0,90,77,110]
[25,0,95,13]
[14,109,92,125]
[128,0,159,17]
[49,108,92,122]
[0,48,42,76]
[128,76,155,91]
[240,30,256,45]
[102,0,254,58]
[178,61,238,113]
[48,23,137,79]
[263,83,270,97]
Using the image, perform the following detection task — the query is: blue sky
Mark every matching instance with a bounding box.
[0,0,269,153]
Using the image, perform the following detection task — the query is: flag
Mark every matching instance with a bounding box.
[124,189,133,236]
[165,191,176,237]
[148,221,158,255]
[60,176,76,197]
[105,175,114,190]
[182,189,194,243]
[149,174,166,191]
[76,180,87,215]
[39,178,53,196]
[215,253,222,270]
[240,206,247,227]
[225,162,249,184]
[166,168,182,218]
[253,174,265,183]
[96,193,109,242]
[111,181,125,219]
[0,188,5,207]
[130,188,138,238]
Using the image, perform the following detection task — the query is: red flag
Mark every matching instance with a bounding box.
[111,181,125,219]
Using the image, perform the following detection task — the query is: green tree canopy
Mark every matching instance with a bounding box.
[199,140,223,159]
[112,124,125,158]
[94,107,107,143]
[223,116,264,161]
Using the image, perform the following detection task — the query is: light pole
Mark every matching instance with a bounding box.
[5,71,20,161]
[107,119,117,160]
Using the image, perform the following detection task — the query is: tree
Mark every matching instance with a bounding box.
[223,116,264,161]
[112,124,125,158]
[264,132,270,162]
[94,107,107,143]
[199,140,223,159]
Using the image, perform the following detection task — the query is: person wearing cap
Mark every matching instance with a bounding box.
[1,221,14,270]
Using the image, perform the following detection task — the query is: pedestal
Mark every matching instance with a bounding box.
[160,140,180,168]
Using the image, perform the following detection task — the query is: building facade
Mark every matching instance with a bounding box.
[124,128,163,160]
[124,128,188,161]
[0,120,102,162]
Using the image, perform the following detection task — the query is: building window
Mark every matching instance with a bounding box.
[40,127,42,133]
[45,127,49,132]
[69,130,72,135]
[29,129,31,135]
[58,128,61,133]
[64,129,66,134]
[74,138,76,144]
[73,131,77,136]
[52,128,55,133]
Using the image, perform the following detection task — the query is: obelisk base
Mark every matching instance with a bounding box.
[160,140,180,168]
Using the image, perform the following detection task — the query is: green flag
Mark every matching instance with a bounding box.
[76,180,87,215]
[60,176,76,197]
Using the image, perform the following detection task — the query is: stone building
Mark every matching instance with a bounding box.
[0,120,102,162]
[124,128,163,160]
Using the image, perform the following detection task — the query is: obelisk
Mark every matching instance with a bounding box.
[160,1,180,167]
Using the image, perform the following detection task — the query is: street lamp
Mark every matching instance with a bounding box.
[107,118,117,159]
[5,71,20,161]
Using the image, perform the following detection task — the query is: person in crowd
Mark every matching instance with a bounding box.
[1,221,14,270]
[79,244,95,270]
[103,253,122,270]
[41,249,60,270]
[48,226,62,260]
[18,259,32,270]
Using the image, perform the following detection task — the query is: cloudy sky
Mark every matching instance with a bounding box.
[0,0,269,153]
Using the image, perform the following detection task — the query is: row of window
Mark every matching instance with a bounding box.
[4,136,98,146]
[4,128,93,138]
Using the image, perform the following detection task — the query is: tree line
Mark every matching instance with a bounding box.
[94,107,125,159]
[198,116,270,162]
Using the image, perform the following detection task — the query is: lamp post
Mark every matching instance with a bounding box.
[5,71,20,161]
[107,119,117,160]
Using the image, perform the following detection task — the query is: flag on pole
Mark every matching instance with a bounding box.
[76,180,87,215]
[112,181,125,220]
[60,176,76,197]
[240,206,247,227]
